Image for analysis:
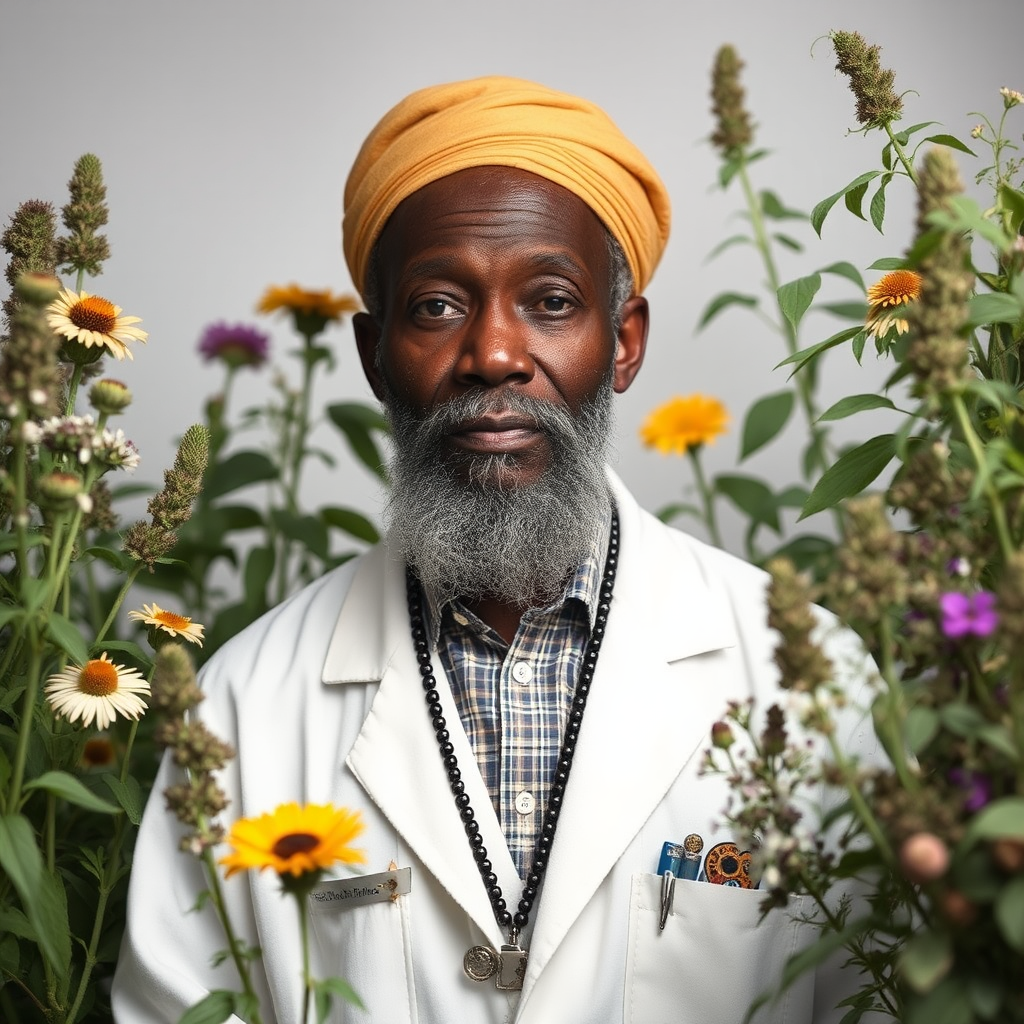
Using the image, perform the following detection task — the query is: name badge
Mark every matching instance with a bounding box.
[308,867,412,911]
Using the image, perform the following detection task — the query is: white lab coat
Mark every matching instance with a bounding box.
[113,471,873,1024]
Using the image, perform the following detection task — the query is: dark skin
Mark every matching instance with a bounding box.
[354,166,649,642]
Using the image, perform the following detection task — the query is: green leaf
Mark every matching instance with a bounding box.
[922,133,976,156]
[868,256,907,271]
[103,775,144,826]
[799,434,896,519]
[928,195,1014,252]
[844,179,871,221]
[82,545,133,573]
[967,292,1024,327]
[762,534,834,574]
[869,175,891,232]
[966,797,1024,842]
[705,233,752,261]
[894,121,939,144]
[775,326,865,375]
[25,771,122,815]
[714,474,779,532]
[740,391,794,460]
[905,706,939,754]
[243,545,275,611]
[178,990,236,1024]
[696,291,758,329]
[760,190,806,220]
[998,183,1024,235]
[321,506,380,544]
[271,511,330,561]
[772,233,803,252]
[205,450,278,500]
[811,170,882,236]
[654,501,702,525]
[996,876,1024,952]
[92,639,151,666]
[818,394,897,422]
[900,931,953,994]
[45,612,90,665]
[313,975,364,1022]
[0,533,45,555]
[777,273,822,332]
[325,401,390,482]
[0,815,70,978]
[820,261,866,291]
[940,702,986,737]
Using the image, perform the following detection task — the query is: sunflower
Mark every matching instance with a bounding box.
[257,284,359,322]
[865,269,921,340]
[47,288,148,360]
[219,802,366,880]
[640,394,729,456]
[128,603,205,646]
[44,653,150,730]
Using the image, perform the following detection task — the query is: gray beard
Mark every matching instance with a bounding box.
[383,385,614,609]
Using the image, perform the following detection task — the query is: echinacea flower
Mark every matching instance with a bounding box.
[128,603,205,646]
[865,269,921,340]
[46,288,147,360]
[219,801,366,880]
[257,284,359,323]
[939,590,998,639]
[44,653,150,730]
[198,322,270,369]
[640,394,729,456]
[81,735,117,769]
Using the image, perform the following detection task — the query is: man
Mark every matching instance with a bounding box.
[114,77,870,1023]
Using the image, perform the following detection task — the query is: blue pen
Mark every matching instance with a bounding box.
[656,835,704,930]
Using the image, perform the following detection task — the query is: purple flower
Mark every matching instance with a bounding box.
[198,322,269,369]
[948,767,992,813]
[939,591,998,639]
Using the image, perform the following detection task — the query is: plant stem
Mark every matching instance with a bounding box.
[8,632,42,811]
[688,448,724,549]
[882,123,918,183]
[93,562,144,645]
[299,896,312,1024]
[64,364,85,418]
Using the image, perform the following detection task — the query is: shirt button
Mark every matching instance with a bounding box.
[511,661,533,683]
[515,791,535,815]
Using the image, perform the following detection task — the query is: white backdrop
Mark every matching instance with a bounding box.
[3,0,1021,557]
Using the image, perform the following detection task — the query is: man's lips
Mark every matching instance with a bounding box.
[449,414,543,454]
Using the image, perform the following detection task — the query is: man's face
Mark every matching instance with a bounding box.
[355,166,647,490]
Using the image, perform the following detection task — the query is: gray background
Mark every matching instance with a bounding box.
[3,0,1021,558]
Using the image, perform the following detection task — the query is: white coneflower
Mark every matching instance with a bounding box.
[44,653,149,729]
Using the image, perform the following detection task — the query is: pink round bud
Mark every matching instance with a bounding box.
[711,721,735,750]
[900,832,950,883]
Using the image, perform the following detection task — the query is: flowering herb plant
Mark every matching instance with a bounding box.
[687,32,1024,1024]
[144,283,387,660]
[0,156,211,1021]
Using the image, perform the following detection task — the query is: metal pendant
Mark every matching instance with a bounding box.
[463,942,528,991]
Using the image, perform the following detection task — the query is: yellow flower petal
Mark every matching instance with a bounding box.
[640,394,729,456]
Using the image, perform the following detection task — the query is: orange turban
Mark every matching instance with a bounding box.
[343,76,671,302]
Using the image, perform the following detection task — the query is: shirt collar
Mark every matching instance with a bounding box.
[419,503,613,648]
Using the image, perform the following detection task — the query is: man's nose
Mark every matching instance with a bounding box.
[454,303,535,388]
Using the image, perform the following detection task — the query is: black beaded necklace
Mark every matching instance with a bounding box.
[403,509,620,992]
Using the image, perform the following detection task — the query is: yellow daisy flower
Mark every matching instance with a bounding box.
[865,269,921,340]
[640,394,729,456]
[220,802,366,879]
[47,288,148,360]
[44,653,150,730]
[257,284,360,322]
[128,603,205,646]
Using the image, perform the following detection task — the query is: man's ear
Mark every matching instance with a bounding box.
[612,296,649,394]
[353,312,385,401]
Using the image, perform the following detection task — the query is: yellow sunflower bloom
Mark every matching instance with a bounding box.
[640,394,729,456]
[865,269,921,340]
[257,284,360,322]
[47,288,148,360]
[128,603,205,646]
[44,653,150,730]
[220,802,366,880]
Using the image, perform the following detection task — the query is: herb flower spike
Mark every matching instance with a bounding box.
[830,30,903,130]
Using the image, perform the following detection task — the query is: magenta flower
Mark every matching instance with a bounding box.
[939,591,998,639]
[198,322,269,368]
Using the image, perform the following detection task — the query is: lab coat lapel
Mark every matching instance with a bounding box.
[326,544,516,949]
[520,478,740,1002]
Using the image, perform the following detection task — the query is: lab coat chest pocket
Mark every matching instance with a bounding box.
[307,888,416,1023]
[625,872,815,1024]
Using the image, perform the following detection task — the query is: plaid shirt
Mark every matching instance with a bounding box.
[423,515,609,879]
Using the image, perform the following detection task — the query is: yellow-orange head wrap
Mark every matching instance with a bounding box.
[343,76,671,303]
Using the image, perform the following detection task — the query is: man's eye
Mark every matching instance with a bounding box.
[414,298,459,319]
[539,296,571,313]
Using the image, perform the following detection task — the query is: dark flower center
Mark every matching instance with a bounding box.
[70,296,117,333]
[272,832,320,859]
